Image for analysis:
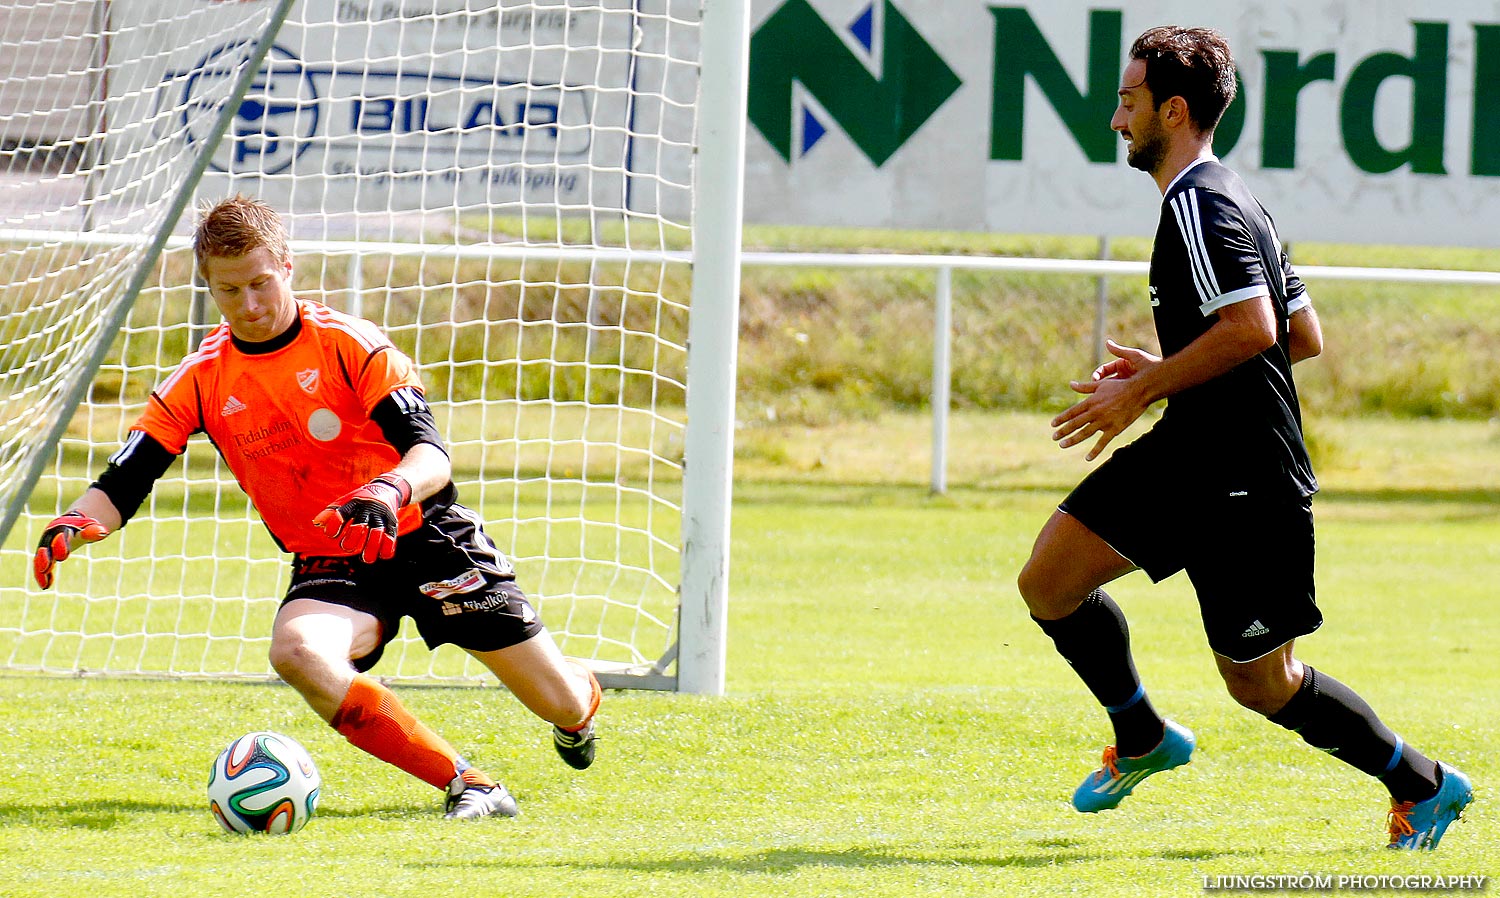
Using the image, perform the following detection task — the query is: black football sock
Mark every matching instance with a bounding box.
[1033,588,1164,757]
[1267,665,1439,803]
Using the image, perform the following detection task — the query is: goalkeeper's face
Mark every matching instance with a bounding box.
[202,247,298,343]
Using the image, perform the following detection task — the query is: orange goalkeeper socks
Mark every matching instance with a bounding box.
[558,664,602,733]
[330,673,460,789]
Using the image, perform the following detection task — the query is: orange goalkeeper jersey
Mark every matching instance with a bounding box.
[133,299,426,556]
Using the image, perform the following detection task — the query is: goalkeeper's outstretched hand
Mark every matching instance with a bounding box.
[33,511,110,589]
[313,473,412,563]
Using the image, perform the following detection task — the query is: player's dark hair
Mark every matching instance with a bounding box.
[193,194,290,268]
[1129,26,1236,132]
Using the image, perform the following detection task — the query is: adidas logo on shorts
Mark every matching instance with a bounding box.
[1241,619,1271,638]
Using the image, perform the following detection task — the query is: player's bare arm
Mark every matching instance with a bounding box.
[1052,295,1278,461]
[1287,304,1323,364]
[388,441,452,504]
[57,486,125,532]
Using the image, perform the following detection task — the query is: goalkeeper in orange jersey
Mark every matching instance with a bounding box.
[33,195,600,819]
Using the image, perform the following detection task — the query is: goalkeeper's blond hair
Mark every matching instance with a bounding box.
[193,194,291,270]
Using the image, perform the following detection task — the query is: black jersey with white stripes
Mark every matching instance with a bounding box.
[1147,158,1317,499]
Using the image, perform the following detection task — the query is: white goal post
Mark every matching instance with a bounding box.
[0,0,747,695]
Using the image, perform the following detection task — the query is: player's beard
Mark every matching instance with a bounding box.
[1125,116,1168,175]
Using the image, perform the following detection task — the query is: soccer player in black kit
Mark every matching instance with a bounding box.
[1015,26,1472,849]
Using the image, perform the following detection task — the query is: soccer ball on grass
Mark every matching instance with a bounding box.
[207,731,321,834]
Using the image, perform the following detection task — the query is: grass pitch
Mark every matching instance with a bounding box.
[2,411,1497,897]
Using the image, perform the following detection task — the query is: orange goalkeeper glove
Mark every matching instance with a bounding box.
[312,473,411,563]
[33,511,110,589]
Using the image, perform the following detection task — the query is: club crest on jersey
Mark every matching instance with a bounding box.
[419,569,487,600]
[296,368,321,394]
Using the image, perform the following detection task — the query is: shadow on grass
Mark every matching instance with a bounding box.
[415,839,1272,875]
[0,800,196,830]
[0,799,440,829]
[313,804,456,820]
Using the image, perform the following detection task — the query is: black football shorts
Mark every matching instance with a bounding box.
[1058,432,1323,663]
[283,502,545,671]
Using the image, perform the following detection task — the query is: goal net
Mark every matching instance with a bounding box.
[0,0,744,692]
